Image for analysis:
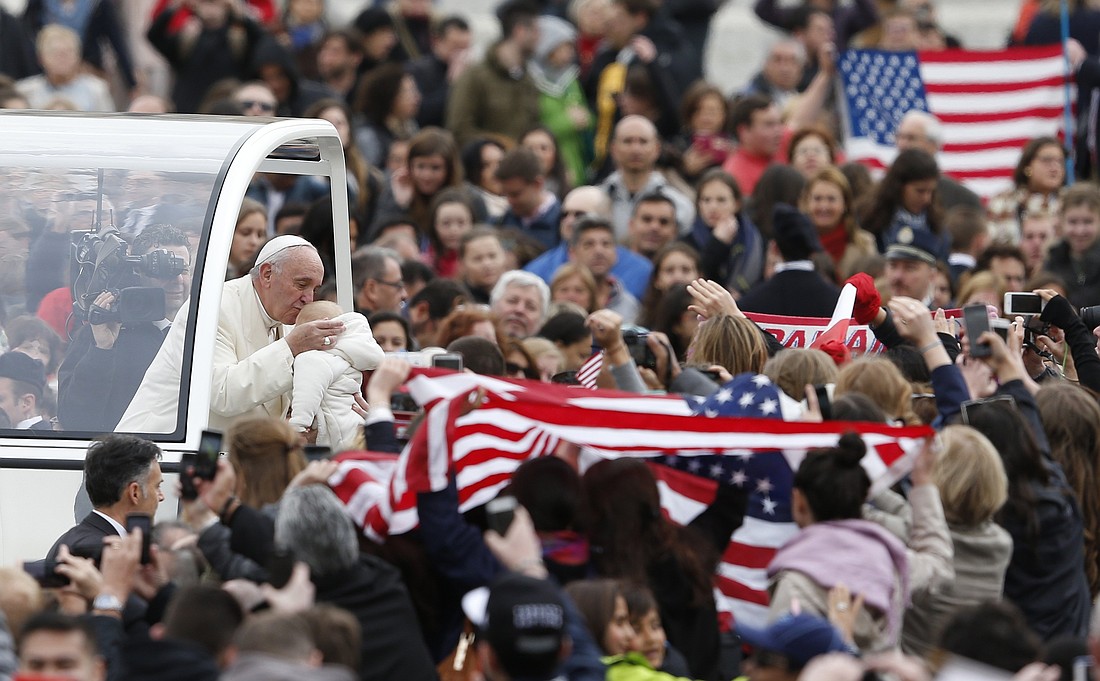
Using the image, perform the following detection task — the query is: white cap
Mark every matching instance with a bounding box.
[254,235,314,268]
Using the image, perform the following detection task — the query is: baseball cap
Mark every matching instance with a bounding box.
[885,226,938,265]
[253,235,314,268]
[462,573,567,681]
[737,613,854,670]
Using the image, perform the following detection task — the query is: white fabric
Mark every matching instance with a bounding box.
[118,276,295,433]
[289,312,384,450]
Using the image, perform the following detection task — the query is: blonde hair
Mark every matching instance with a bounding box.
[297,300,343,324]
[763,348,838,400]
[228,416,307,508]
[956,270,1005,309]
[0,567,42,636]
[834,357,916,423]
[687,314,768,375]
[936,425,1008,526]
[550,262,599,313]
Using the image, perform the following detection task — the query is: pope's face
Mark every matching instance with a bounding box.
[255,248,324,324]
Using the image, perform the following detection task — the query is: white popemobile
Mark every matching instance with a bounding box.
[0,111,353,562]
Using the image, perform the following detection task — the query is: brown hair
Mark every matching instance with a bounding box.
[227,416,307,508]
[433,307,506,348]
[1036,383,1100,595]
[406,127,464,234]
[679,80,728,132]
[801,166,856,241]
[787,125,839,166]
[1012,136,1064,188]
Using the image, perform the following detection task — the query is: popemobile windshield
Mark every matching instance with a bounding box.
[0,111,352,562]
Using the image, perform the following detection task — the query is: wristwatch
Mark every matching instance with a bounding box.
[92,593,124,613]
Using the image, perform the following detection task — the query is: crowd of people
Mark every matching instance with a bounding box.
[6,0,1100,679]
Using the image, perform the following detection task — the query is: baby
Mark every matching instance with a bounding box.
[289,300,384,450]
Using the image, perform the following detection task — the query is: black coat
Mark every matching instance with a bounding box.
[313,555,438,681]
[118,637,220,681]
[48,511,116,561]
[738,269,841,318]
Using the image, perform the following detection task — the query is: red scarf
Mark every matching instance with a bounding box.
[820,224,849,264]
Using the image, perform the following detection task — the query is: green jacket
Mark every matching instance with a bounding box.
[538,78,592,188]
[446,40,541,146]
[603,653,695,681]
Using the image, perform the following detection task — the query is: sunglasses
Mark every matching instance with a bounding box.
[239,100,275,113]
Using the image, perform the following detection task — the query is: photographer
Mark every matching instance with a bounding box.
[58,225,192,432]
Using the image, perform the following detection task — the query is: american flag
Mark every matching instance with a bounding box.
[839,46,1069,199]
[576,351,604,389]
[331,373,932,629]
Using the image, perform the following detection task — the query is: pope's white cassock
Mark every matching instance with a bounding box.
[117,247,301,434]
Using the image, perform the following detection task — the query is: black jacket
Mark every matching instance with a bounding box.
[738,269,841,318]
[118,637,220,681]
[313,555,438,681]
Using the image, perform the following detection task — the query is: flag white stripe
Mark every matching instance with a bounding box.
[657,479,709,525]
[717,563,771,592]
[928,86,1067,114]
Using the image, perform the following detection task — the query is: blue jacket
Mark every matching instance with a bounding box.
[498,200,563,251]
[525,244,653,300]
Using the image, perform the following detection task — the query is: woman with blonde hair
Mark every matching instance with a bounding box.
[801,167,877,282]
[686,313,768,377]
[550,262,599,314]
[834,357,918,424]
[901,425,1012,657]
[227,416,308,509]
[955,270,1006,315]
[763,348,838,401]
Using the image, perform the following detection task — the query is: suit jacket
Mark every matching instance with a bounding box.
[117,276,294,433]
[47,511,118,561]
[738,269,841,318]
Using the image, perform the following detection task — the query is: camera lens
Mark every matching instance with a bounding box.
[1081,305,1100,330]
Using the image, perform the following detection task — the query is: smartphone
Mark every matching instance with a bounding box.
[962,304,992,358]
[486,496,517,536]
[991,317,1011,342]
[303,445,331,461]
[813,384,833,421]
[390,391,419,412]
[432,353,464,372]
[179,452,199,500]
[267,548,296,589]
[1073,655,1093,681]
[23,559,68,588]
[195,429,222,481]
[126,513,153,565]
[1003,292,1044,316]
[960,395,1016,426]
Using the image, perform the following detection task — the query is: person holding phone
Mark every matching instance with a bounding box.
[46,435,164,562]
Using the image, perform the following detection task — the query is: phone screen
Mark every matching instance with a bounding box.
[196,429,222,480]
[126,513,153,564]
[432,353,464,371]
[486,496,517,536]
[1004,292,1044,315]
[963,304,992,358]
[179,452,199,500]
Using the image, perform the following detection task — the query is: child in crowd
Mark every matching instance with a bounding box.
[289,300,384,450]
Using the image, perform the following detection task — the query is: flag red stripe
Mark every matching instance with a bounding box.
[943,137,1033,153]
[724,541,778,570]
[714,574,770,607]
[936,106,1065,124]
[923,76,1065,94]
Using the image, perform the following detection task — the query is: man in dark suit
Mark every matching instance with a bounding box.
[739,204,841,317]
[0,350,52,431]
[47,435,164,561]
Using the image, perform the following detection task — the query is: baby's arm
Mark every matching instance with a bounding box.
[289,351,334,431]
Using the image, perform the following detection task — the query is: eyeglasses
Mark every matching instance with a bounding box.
[374,278,406,290]
[562,209,590,219]
[239,100,275,113]
[505,362,529,375]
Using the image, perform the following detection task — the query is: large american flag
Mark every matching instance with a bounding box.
[839,46,1069,199]
[330,373,932,629]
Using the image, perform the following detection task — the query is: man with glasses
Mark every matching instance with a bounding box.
[352,245,406,315]
[524,185,652,299]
